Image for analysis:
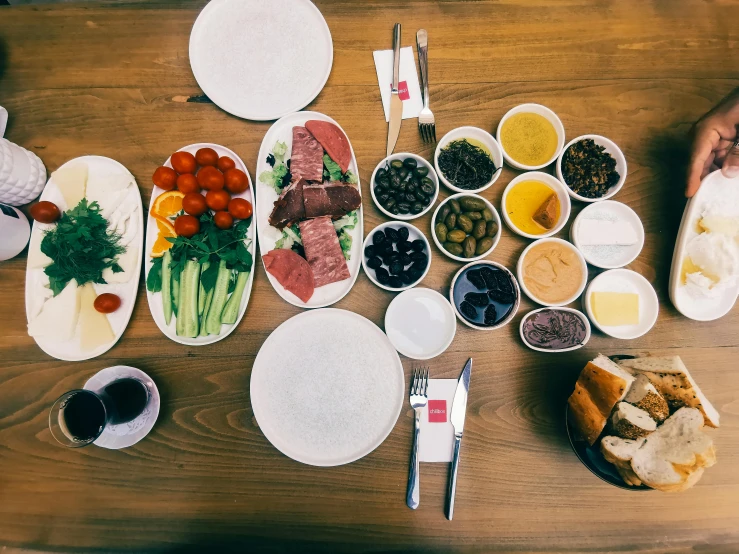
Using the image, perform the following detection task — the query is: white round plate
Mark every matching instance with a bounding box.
[501,171,572,240]
[84,365,160,450]
[189,0,333,121]
[255,111,363,308]
[25,156,143,361]
[144,143,256,346]
[384,288,457,360]
[584,268,659,339]
[251,309,404,466]
[362,221,431,292]
[434,126,503,193]
[370,153,439,220]
[557,134,627,203]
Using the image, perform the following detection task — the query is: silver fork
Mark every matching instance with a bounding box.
[416,29,436,143]
[406,366,429,509]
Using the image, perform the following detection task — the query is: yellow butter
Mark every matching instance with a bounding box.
[79,283,115,351]
[591,291,639,326]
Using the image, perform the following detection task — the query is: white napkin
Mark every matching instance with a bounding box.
[372,47,423,122]
[419,379,457,463]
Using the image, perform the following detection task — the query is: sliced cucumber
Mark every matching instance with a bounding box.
[198,261,210,317]
[180,260,201,338]
[205,260,230,335]
[162,250,173,325]
[221,271,249,325]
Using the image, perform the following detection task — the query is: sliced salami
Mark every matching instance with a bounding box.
[299,216,350,287]
[290,126,324,182]
[263,249,315,302]
[305,120,351,173]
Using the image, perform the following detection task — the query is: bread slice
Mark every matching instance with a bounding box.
[610,402,657,439]
[568,354,636,445]
[624,374,670,423]
[600,407,716,492]
[619,356,719,428]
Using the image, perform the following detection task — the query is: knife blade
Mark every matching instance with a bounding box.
[446,358,472,520]
[386,23,402,156]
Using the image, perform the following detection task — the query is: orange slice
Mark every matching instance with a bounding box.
[151,190,185,222]
[151,217,177,258]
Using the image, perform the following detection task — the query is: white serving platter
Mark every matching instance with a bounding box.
[144,143,256,345]
[25,156,143,361]
[255,111,363,308]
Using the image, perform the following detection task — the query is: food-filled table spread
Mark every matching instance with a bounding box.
[1,0,739,552]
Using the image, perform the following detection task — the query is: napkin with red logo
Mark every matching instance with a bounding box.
[419,379,457,463]
[372,47,423,122]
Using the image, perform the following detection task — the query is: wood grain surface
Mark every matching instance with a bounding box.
[1,1,738,552]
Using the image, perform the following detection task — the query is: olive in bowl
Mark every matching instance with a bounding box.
[362,222,432,291]
[370,153,439,221]
[431,193,501,262]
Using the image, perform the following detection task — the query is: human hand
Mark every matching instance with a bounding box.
[686,88,739,197]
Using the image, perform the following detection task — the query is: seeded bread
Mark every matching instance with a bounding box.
[610,402,657,439]
[624,374,670,423]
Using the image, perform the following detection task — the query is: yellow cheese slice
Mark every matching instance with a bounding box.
[51,163,88,210]
[28,279,81,340]
[79,283,115,352]
[591,291,640,326]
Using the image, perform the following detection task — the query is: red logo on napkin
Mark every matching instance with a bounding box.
[390,81,411,101]
[428,400,447,423]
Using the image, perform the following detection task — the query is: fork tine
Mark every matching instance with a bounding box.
[411,367,417,394]
[418,124,426,143]
[431,125,437,143]
[424,124,432,144]
[423,367,429,396]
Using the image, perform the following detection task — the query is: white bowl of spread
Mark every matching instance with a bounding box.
[517,238,588,307]
[496,104,565,171]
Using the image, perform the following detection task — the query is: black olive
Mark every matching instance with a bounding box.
[415,190,428,202]
[403,158,418,169]
[397,239,411,253]
[367,256,383,269]
[465,292,489,307]
[375,268,390,285]
[496,272,513,293]
[465,269,486,290]
[386,275,402,288]
[414,166,429,178]
[391,174,401,187]
[376,167,388,181]
[420,182,435,195]
[380,240,393,253]
[421,177,434,188]
[459,301,478,321]
[378,192,390,203]
[398,168,409,180]
[410,251,427,262]
[384,227,398,243]
[410,239,425,252]
[408,267,423,281]
[411,202,424,214]
[372,231,386,245]
[386,251,400,264]
[398,227,410,241]
[378,177,390,188]
[480,266,497,289]
[403,193,415,203]
[483,304,498,326]
[389,261,403,275]
[384,197,397,210]
[398,181,408,192]
[413,256,428,270]
[407,183,417,194]
[488,289,515,304]
[400,270,415,284]
[389,205,400,214]
[400,253,412,266]
[364,244,377,258]
[397,202,411,214]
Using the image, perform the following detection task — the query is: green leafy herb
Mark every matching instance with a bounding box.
[259,141,290,193]
[147,257,163,292]
[323,154,357,184]
[275,224,302,250]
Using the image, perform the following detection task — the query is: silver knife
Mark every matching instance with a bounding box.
[446,358,472,520]
[386,23,402,156]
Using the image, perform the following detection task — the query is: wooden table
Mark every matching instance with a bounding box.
[1,1,738,552]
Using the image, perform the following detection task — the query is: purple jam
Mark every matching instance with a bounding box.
[522,309,588,350]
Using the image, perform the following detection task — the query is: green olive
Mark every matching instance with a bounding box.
[482,208,494,222]
[445,212,457,229]
[449,199,461,214]
[472,219,487,240]
[435,223,448,242]
[485,221,499,238]
[437,205,450,225]
[443,242,464,256]
[463,236,477,258]
[457,214,473,233]
[466,211,482,221]
[447,229,467,243]
[459,197,486,211]
[390,159,404,170]
[476,237,494,255]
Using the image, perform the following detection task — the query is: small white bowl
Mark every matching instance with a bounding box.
[496,103,565,170]
[501,171,572,239]
[449,261,521,330]
[384,288,457,360]
[433,126,504,194]
[431,192,502,262]
[517,238,588,307]
[370,153,439,221]
[519,307,591,353]
[556,134,627,202]
[362,221,432,292]
[570,200,644,269]
[584,268,659,340]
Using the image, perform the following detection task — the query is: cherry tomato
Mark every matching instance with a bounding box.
[217,156,236,173]
[197,166,225,191]
[195,147,219,167]
[214,211,233,230]
[177,173,200,194]
[224,168,250,194]
[228,198,253,220]
[171,151,197,174]
[182,192,208,216]
[94,293,121,314]
[174,214,200,237]
[152,166,177,191]
[29,201,61,223]
[206,189,231,211]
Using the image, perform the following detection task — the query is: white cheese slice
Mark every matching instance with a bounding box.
[102,247,137,284]
[51,163,88,211]
[27,279,81,341]
[87,172,135,216]
[78,283,115,352]
[578,219,638,246]
[27,230,52,269]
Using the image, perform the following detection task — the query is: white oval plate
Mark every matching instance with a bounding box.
[251,309,404,466]
[189,0,333,121]
[25,156,143,361]
[144,143,256,345]
[669,169,739,321]
[255,111,363,308]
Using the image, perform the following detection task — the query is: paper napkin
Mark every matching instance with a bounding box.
[372,47,423,122]
[418,379,457,463]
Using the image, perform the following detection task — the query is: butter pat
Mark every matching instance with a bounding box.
[591,291,639,326]
[578,219,638,246]
[78,283,115,351]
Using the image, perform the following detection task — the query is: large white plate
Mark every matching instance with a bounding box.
[255,111,364,308]
[144,143,256,345]
[250,309,404,466]
[25,156,143,361]
[669,169,739,321]
[189,0,333,121]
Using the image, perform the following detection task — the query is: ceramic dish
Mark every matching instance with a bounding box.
[449,261,520,330]
[431,193,502,262]
[519,307,591,352]
[501,171,572,239]
[517,238,588,307]
[570,200,644,269]
[384,288,457,360]
[556,134,627,203]
[433,126,503,194]
[362,221,431,292]
[584,268,659,339]
[496,103,565,170]
[370,153,439,220]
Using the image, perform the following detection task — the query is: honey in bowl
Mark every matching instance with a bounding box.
[500,113,559,166]
[505,180,561,235]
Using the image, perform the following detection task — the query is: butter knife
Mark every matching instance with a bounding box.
[386,23,402,156]
[446,358,472,520]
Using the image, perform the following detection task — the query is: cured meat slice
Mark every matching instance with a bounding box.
[269,178,305,229]
[305,120,352,173]
[303,182,362,219]
[263,249,315,302]
[299,216,350,287]
[290,126,324,182]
